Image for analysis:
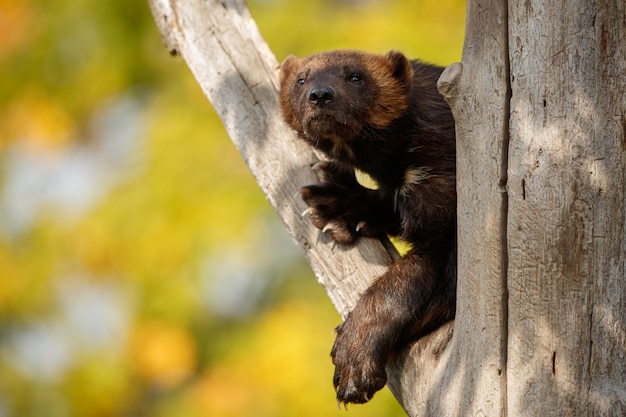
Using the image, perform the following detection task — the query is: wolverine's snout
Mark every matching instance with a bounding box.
[307,85,335,108]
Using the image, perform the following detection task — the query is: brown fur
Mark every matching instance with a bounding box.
[279,50,456,405]
[280,51,412,141]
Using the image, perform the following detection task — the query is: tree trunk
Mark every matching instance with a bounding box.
[506,0,626,414]
[146,0,626,415]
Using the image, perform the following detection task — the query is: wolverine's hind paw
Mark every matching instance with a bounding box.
[331,318,388,405]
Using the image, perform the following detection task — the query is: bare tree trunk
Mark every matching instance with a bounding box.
[506,0,626,414]
[146,0,626,415]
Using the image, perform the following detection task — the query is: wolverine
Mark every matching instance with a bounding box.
[279,50,456,405]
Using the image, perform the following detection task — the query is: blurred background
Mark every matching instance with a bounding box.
[0,0,464,416]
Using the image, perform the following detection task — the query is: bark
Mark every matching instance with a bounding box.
[506,1,626,414]
[146,0,626,415]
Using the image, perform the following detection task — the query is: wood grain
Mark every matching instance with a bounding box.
[507,0,626,414]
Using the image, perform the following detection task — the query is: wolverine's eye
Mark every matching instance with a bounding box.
[297,78,306,86]
[348,74,362,84]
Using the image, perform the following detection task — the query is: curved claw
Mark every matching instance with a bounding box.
[301,207,314,217]
[311,161,328,172]
[356,221,366,232]
[337,400,348,411]
[322,223,334,234]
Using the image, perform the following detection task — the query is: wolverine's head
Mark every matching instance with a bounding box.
[278,50,413,143]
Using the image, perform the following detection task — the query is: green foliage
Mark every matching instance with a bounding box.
[0,0,464,415]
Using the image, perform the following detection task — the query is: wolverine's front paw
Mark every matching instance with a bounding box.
[300,184,365,245]
[300,161,384,244]
[331,320,388,405]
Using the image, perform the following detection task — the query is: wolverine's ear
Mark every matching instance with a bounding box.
[278,55,302,130]
[385,50,413,86]
[279,55,301,84]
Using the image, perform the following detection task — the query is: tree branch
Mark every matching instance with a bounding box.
[147,0,396,317]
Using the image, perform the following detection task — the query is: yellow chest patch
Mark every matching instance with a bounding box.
[354,168,379,190]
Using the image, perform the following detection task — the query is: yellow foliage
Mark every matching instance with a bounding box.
[1,89,74,150]
[0,248,18,310]
[185,302,404,417]
[188,369,265,417]
[129,322,197,388]
[64,356,134,417]
[0,0,35,57]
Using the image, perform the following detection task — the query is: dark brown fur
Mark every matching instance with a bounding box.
[279,50,456,405]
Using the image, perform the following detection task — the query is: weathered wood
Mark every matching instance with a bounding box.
[507,0,626,414]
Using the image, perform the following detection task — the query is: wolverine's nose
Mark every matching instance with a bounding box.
[308,85,334,108]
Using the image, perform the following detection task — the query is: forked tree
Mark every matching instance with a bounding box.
[147,0,626,415]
